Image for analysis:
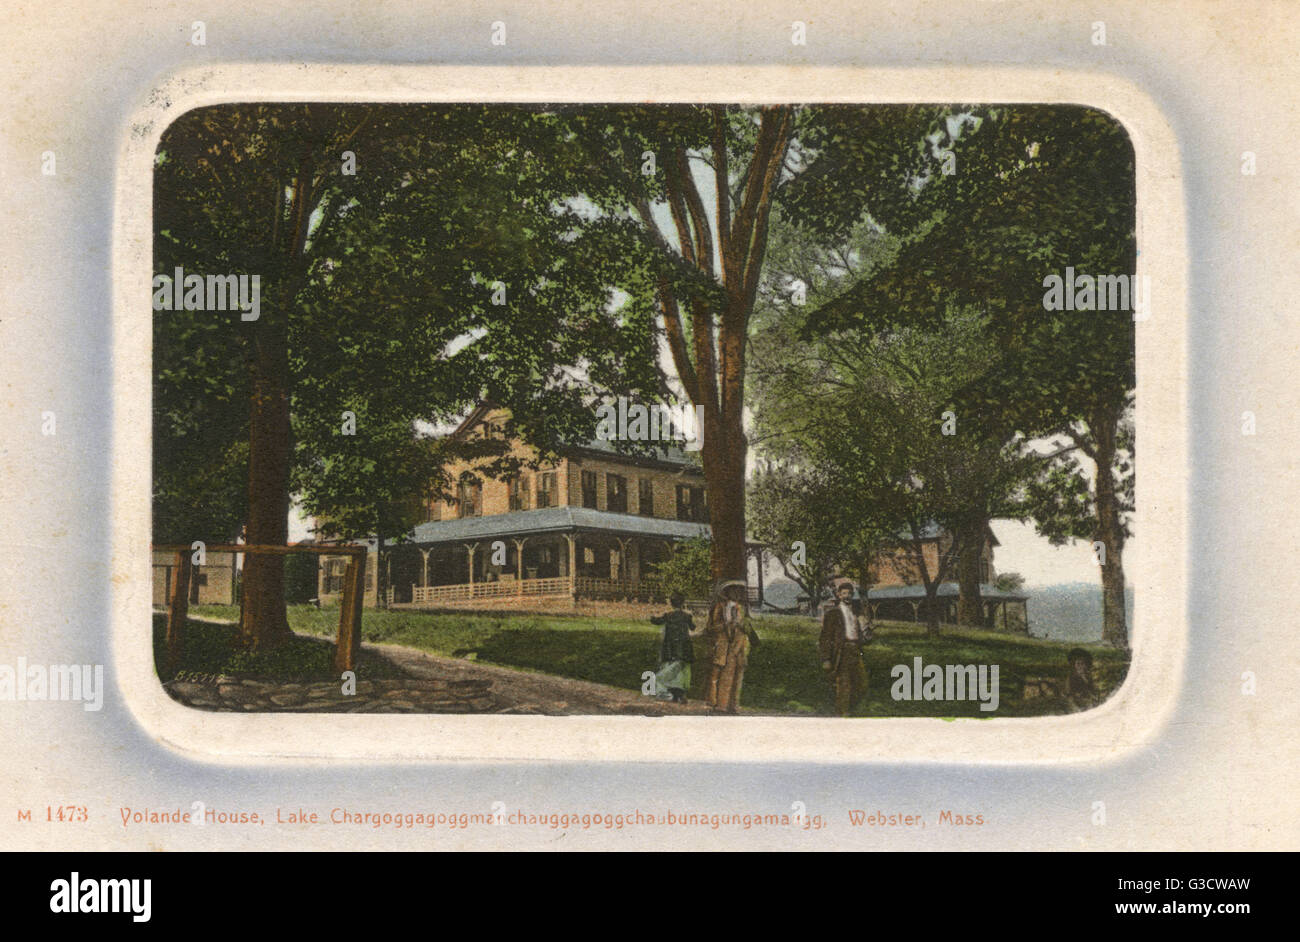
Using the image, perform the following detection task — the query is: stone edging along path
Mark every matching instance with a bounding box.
[164,675,499,714]
[162,636,720,716]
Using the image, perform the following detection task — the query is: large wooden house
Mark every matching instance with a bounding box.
[313,405,1026,627]
[315,405,759,608]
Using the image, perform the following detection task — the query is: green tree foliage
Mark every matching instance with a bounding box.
[747,464,870,610]
[784,105,1136,647]
[755,311,1039,636]
[545,105,950,588]
[649,537,714,602]
[994,571,1026,593]
[153,104,663,647]
[751,213,1040,633]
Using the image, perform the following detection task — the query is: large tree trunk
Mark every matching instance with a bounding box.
[703,417,749,583]
[238,161,316,650]
[1092,411,1129,649]
[239,332,292,650]
[642,107,792,595]
[955,515,986,627]
[922,585,942,638]
[1098,532,1127,647]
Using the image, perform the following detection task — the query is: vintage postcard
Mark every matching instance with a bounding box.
[2,0,1295,864]
[148,99,1142,730]
[117,64,1189,769]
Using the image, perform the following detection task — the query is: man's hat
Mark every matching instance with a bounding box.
[714,579,747,599]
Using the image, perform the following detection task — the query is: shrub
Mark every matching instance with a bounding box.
[651,537,713,601]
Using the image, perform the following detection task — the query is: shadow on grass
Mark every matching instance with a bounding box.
[151,613,405,684]
[182,606,1131,717]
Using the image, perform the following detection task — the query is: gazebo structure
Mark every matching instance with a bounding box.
[867,582,1030,631]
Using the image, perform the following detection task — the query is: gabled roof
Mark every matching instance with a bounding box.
[408,505,713,545]
[891,521,1000,547]
[570,436,700,469]
[450,402,700,471]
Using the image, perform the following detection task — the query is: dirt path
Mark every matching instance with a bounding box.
[365,641,720,716]
[172,615,726,715]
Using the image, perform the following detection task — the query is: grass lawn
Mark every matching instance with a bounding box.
[184,604,1129,717]
[152,612,405,684]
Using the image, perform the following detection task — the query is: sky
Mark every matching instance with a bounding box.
[987,519,1111,588]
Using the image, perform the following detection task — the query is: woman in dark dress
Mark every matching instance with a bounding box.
[650,593,696,702]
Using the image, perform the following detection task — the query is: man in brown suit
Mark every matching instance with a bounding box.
[706,581,750,714]
[819,579,872,716]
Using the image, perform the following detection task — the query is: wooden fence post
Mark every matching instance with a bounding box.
[334,553,364,673]
[165,550,192,675]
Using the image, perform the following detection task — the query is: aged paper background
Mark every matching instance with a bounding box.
[0,0,1296,850]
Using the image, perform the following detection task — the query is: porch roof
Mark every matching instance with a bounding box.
[867,582,1028,602]
[408,506,713,545]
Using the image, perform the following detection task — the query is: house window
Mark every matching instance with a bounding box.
[638,477,655,516]
[607,473,628,513]
[676,484,707,522]
[457,479,482,518]
[508,474,530,511]
[536,471,556,508]
[324,558,348,594]
[581,470,599,509]
[980,560,991,584]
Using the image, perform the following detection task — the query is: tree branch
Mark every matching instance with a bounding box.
[712,107,732,275]
[635,197,700,403]
[675,150,715,280]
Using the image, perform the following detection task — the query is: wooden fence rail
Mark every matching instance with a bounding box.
[152,543,367,674]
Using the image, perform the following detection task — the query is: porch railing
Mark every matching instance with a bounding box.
[405,575,760,606]
[409,575,669,605]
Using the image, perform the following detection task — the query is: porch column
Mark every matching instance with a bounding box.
[513,537,528,596]
[420,548,431,587]
[565,533,577,601]
[615,537,631,594]
[909,601,919,622]
[464,542,479,598]
[1002,600,1009,630]
[754,547,765,609]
